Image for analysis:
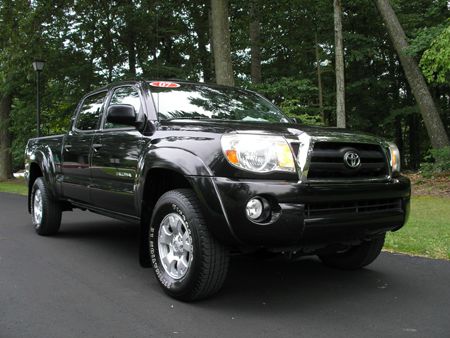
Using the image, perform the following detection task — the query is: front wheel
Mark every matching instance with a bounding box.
[318,235,385,270]
[149,189,229,301]
[31,177,62,236]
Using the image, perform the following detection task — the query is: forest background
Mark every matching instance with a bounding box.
[0,0,449,177]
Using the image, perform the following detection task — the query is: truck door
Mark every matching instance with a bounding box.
[90,85,145,216]
[61,91,107,203]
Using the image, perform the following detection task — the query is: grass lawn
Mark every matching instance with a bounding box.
[0,178,27,196]
[0,178,449,259]
[384,195,450,260]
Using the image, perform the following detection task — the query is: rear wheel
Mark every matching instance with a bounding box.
[149,189,229,301]
[318,235,385,270]
[31,177,62,236]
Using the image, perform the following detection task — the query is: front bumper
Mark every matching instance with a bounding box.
[212,176,410,248]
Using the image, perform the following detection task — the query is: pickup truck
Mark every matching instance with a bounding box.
[25,80,411,301]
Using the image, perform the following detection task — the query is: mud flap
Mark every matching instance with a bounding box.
[139,201,152,268]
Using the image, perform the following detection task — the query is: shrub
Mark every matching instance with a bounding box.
[420,146,450,177]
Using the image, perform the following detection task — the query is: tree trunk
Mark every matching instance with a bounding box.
[334,0,346,128]
[0,94,13,180]
[315,32,324,124]
[124,0,136,77]
[408,114,420,170]
[208,9,216,81]
[105,27,114,83]
[375,0,449,149]
[192,3,213,82]
[128,38,136,77]
[394,116,404,166]
[210,0,234,86]
[249,0,262,84]
[198,30,213,82]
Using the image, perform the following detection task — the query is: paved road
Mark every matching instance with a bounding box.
[1,192,449,338]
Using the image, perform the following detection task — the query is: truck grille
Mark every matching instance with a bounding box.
[305,199,402,218]
[307,142,388,180]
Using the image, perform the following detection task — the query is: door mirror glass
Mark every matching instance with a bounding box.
[106,104,137,127]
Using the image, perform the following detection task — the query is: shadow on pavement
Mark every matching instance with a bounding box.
[52,216,396,312]
[210,255,390,312]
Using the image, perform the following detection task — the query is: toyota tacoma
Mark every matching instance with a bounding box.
[25,80,411,301]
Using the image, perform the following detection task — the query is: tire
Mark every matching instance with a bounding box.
[31,177,62,236]
[149,189,229,301]
[318,234,385,270]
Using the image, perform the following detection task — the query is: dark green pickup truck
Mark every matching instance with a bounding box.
[25,80,411,300]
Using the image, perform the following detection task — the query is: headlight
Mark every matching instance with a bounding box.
[387,142,401,173]
[221,134,296,173]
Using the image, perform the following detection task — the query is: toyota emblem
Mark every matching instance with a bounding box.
[344,151,361,168]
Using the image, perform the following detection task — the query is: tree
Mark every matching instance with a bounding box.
[249,0,262,84]
[315,32,324,123]
[118,0,138,77]
[184,0,214,82]
[375,0,449,149]
[334,0,346,128]
[0,0,30,180]
[0,0,447,174]
[0,93,13,180]
[211,0,235,86]
[419,20,450,85]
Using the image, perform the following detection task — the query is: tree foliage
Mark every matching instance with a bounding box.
[419,20,450,84]
[0,0,449,172]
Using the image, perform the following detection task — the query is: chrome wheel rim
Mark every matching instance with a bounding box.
[158,213,193,280]
[33,189,43,226]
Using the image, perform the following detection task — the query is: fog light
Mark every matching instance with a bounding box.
[246,198,264,220]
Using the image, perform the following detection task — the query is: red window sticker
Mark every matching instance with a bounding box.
[149,81,180,88]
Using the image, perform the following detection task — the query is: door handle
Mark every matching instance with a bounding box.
[64,144,72,151]
[92,143,103,152]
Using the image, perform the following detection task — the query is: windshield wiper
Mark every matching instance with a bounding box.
[164,116,211,121]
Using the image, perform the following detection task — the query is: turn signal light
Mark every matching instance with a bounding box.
[225,149,239,164]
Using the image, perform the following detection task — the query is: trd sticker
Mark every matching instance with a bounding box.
[149,81,180,88]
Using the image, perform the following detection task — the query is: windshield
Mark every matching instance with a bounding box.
[148,82,289,123]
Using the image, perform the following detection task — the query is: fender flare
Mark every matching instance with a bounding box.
[135,147,213,209]
[27,147,58,212]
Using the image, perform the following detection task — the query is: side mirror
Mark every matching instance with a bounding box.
[106,104,137,126]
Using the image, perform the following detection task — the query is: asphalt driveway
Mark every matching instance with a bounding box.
[1,192,449,338]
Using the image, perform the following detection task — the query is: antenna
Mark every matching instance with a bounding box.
[155,2,160,79]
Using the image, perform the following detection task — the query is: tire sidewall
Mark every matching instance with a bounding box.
[149,196,202,297]
[31,179,45,231]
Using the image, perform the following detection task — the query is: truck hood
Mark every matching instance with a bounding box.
[159,119,384,144]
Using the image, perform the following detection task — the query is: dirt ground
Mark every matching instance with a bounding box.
[404,172,450,198]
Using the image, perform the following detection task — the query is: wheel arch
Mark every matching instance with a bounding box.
[140,167,192,218]
[27,162,44,213]
[135,147,213,215]
[137,148,238,267]
[27,147,57,213]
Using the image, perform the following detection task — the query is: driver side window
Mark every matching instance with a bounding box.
[105,86,142,129]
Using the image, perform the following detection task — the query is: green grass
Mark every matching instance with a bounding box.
[0,178,448,259]
[0,179,27,196]
[385,196,450,260]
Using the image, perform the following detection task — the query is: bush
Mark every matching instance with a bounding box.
[420,146,450,177]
